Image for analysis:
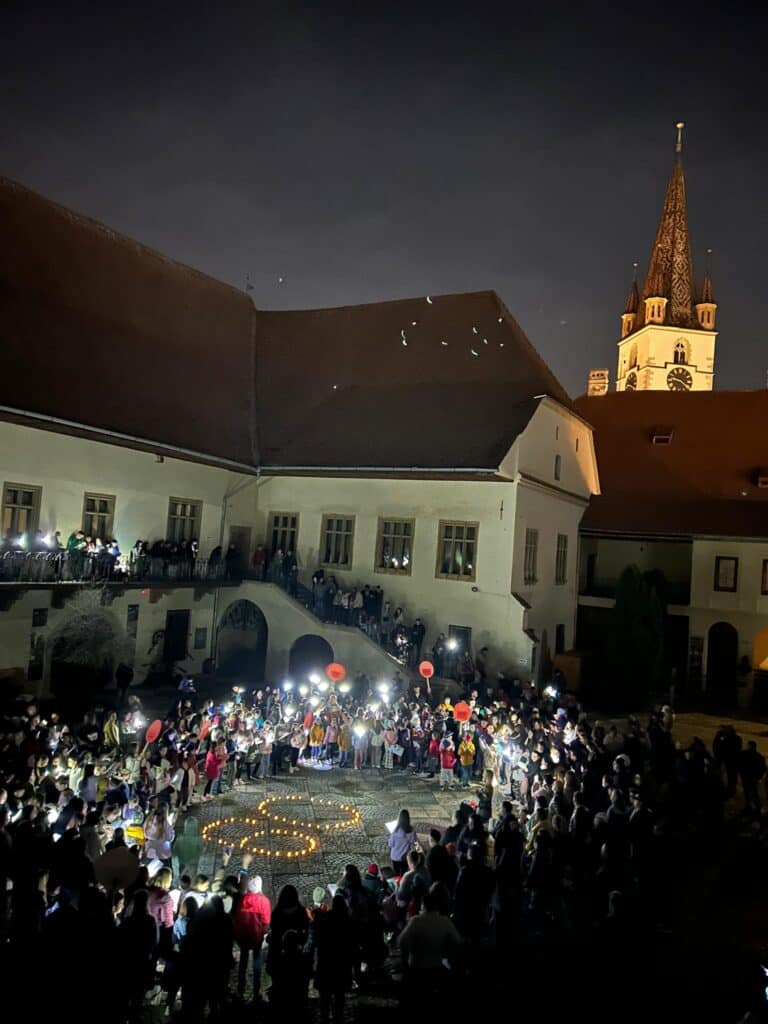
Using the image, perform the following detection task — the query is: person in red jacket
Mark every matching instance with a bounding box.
[439,739,457,790]
[233,874,272,1000]
[203,741,227,800]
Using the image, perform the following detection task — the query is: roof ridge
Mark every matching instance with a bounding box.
[0,175,253,303]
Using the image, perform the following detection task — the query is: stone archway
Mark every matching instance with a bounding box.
[218,599,268,682]
[289,634,334,681]
[706,621,738,702]
[753,628,768,671]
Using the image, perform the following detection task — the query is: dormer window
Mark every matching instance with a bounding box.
[652,428,674,445]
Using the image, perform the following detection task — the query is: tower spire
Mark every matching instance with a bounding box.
[633,122,698,331]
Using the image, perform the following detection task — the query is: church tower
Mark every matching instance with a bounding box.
[616,123,717,392]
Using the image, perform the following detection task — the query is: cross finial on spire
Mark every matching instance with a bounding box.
[675,121,685,154]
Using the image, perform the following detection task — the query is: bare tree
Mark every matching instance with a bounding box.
[48,588,133,671]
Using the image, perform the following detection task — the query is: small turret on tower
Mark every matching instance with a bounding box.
[620,266,640,338]
[696,252,717,329]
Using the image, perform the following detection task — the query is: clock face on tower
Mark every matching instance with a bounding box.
[625,371,637,391]
[667,366,693,391]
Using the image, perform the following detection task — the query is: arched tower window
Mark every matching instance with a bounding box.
[628,343,637,368]
[674,340,688,365]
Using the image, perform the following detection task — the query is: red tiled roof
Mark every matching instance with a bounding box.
[0,177,258,467]
[574,391,768,538]
[0,177,574,472]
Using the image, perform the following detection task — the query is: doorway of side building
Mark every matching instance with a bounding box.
[706,621,738,705]
[218,599,268,681]
[289,634,334,682]
[229,526,252,566]
[163,610,191,665]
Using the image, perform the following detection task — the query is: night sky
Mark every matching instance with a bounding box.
[3,3,766,396]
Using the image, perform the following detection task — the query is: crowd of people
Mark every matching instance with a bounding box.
[1,670,767,1020]
[0,530,251,583]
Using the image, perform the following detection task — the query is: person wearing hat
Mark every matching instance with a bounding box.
[362,862,388,903]
[233,873,271,1001]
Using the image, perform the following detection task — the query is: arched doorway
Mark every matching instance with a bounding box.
[289,634,334,681]
[706,621,738,703]
[218,599,268,682]
[753,628,768,671]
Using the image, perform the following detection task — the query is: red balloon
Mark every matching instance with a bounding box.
[326,662,346,682]
[453,702,472,723]
[145,719,163,745]
[419,660,435,679]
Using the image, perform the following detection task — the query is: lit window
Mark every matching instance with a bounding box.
[320,515,355,568]
[376,518,414,575]
[1,482,41,538]
[713,556,738,593]
[436,521,478,581]
[167,498,202,542]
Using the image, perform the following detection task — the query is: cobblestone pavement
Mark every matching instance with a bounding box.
[193,764,463,900]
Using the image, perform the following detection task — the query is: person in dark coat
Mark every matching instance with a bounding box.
[739,740,766,812]
[313,895,356,1023]
[453,841,495,940]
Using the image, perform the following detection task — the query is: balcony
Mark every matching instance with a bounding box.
[0,550,240,590]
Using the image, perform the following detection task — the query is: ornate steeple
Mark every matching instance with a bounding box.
[632,122,698,332]
[620,266,640,338]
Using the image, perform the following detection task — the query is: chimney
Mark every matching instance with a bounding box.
[587,369,610,397]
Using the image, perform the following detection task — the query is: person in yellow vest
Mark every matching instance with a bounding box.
[458,735,476,787]
[338,719,353,768]
[309,719,326,760]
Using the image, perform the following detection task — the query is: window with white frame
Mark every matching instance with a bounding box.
[523,528,538,585]
[713,556,738,593]
[167,498,202,542]
[555,533,568,585]
[375,518,414,575]
[269,512,298,555]
[435,521,478,581]
[320,515,355,568]
[82,493,116,539]
[1,482,41,537]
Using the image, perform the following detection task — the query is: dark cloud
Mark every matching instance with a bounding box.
[2,2,766,394]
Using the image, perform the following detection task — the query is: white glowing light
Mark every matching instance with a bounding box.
[447,638,458,651]
[309,673,322,685]
[497,316,503,323]
[353,724,366,738]
[368,701,380,711]
[470,348,479,357]
[309,696,320,708]
[318,681,329,693]
[283,680,294,692]
[426,296,432,303]
[543,685,558,699]
[411,320,417,326]
[472,326,478,334]
[298,684,309,696]
[284,705,296,718]
[338,682,351,694]
[377,681,390,693]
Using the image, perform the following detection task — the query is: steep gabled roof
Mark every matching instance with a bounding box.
[0,176,258,467]
[574,392,768,539]
[0,177,575,473]
[256,292,572,469]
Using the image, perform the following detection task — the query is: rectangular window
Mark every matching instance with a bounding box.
[714,556,738,593]
[32,608,48,628]
[2,482,41,537]
[320,515,355,569]
[194,626,208,650]
[167,498,202,542]
[554,454,562,481]
[524,528,538,585]
[269,512,298,555]
[555,533,568,585]
[435,520,478,581]
[375,518,414,575]
[82,492,116,539]
[761,559,768,596]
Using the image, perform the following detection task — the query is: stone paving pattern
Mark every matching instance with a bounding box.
[194,765,462,899]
